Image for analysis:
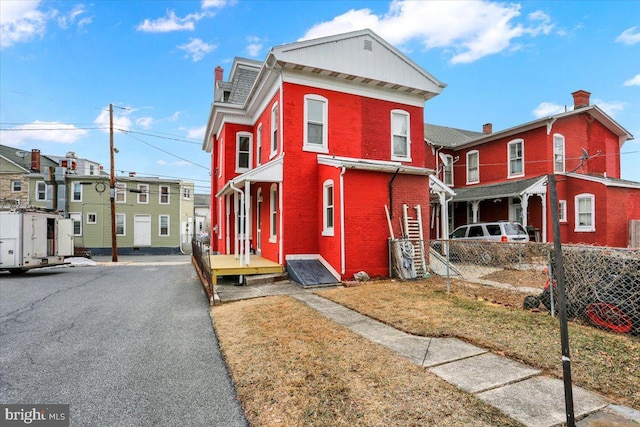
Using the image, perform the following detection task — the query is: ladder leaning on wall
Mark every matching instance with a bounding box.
[402,204,427,277]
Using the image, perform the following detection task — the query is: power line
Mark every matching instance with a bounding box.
[120,130,209,170]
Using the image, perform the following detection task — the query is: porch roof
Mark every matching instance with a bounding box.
[317,154,434,175]
[216,153,284,197]
[451,176,547,202]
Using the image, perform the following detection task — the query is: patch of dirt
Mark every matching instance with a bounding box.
[479,268,548,289]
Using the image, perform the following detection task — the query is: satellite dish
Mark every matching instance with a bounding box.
[438,152,450,166]
[15,150,28,158]
[580,148,589,160]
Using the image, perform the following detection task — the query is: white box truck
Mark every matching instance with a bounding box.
[0,208,74,274]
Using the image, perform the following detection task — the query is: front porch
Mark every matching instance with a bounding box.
[209,254,284,286]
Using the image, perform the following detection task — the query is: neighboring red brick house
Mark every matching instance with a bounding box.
[202,29,445,279]
[426,90,640,248]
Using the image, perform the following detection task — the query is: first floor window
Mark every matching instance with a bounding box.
[36,181,47,201]
[575,194,595,232]
[159,215,170,236]
[69,213,82,236]
[116,214,126,236]
[11,180,22,192]
[323,180,334,236]
[558,200,567,222]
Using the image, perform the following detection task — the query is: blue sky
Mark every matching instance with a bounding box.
[1,0,639,193]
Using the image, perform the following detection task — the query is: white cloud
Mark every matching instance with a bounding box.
[300,1,555,64]
[136,10,210,33]
[0,0,48,48]
[0,121,89,145]
[533,102,565,118]
[178,38,217,61]
[245,36,263,57]
[593,99,625,118]
[624,74,640,86]
[156,159,190,166]
[187,125,206,139]
[56,4,90,29]
[94,106,133,133]
[136,117,153,128]
[202,0,235,9]
[616,26,640,45]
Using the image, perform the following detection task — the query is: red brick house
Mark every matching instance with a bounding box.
[426,90,640,248]
[202,29,445,280]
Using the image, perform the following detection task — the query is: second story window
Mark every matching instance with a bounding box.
[391,110,410,161]
[115,183,126,203]
[159,185,170,204]
[11,180,22,192]
[183,187,191,200]
[271,103,278,156]
[72,182,82,201]
[138,184,148,204]
[508,139,524,178]
[442,154,454,186]
[236,132,252,173]
[304,95,328,152]
[554,134,565,173]
[466,150,479,184]
[36,181,47,201]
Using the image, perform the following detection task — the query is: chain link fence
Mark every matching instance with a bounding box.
[423,240,640,335]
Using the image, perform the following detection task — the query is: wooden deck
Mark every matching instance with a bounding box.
[209,254,284,285]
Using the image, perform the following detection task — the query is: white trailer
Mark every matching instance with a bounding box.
[0,208,74,274]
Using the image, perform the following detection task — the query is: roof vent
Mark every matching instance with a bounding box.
[364,39,373,51]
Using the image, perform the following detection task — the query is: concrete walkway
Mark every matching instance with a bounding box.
[215,281,640,427]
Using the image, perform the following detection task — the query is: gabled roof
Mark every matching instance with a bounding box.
[426,105,634,150]
[451,176,546,202]
[424,124,485,148]
[0,144,58,172]
[218,57,262,105]
[194,194,210,206]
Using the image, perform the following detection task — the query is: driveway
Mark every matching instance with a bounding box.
[0,260,247,426]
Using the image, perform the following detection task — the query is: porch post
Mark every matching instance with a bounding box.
[471,200,480,223]
[521,194,529,228]
[245,180,251,266]
[540,194,547,243]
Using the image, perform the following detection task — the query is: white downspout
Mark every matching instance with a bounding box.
[340,166,346,276]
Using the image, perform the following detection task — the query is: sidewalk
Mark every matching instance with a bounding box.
[214,281,640,427]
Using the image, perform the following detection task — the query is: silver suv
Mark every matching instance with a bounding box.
[450,221,529,242]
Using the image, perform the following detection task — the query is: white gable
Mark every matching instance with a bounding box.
[271,29,445,99]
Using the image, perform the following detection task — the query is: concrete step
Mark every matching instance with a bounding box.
[243,272,289,286]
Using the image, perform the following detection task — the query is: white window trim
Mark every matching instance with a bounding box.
[218,138,223,178]
[442,154,454,187]
[466,150,479,184]
[235,132,253,173]
[558,200,567,223]
[507,139,525,178]
[137,184,149,204]
[390,109,411,161]
[116,213,126,236]
[256,123,263,167]
[183,187,191,200]
[72,182,83,202]
[574,193,595,232]
[159,185,170,205]
[269,183,277,242]
[270,102,278,158]
[322,179,334,236]
[69,212,82,236]
[115,183,126,203]
[36,181,47,201]
[303,94,329,153]
[553,133,565,173]
[11,180,22,192]
[86,212,97,224]
[159,215,170,237]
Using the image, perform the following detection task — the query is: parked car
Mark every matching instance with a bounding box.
[450,221,530,242]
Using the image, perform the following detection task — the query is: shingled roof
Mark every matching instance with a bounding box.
[424,124,485,148]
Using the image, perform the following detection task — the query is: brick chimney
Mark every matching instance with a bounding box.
[30,149,41,172]
[482,123,493,134]
[214,66,224,82]
[572,90,591,109]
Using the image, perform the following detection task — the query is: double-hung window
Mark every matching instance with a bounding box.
[256,124,262,167]
[69,213,82,236]
[575,194,595,232]
[269,184,277,242]
[159,215,170,236]
[442,154,454,186]
[466,150,479,184]
[303,95,328,152]
[322,180,334,236]
[138,184,148,204]
[159,185,170,204]
[558,200,567,222]
[391,110,410,161]
[36,181,47,201]
[553,134,565,173]
[508,139,524,178]
[72,182,82,202]
[116,214,126,236]
[11,180,22,192]
[271,103,278,156]
[236,132,252,172]
[115,183,126,203]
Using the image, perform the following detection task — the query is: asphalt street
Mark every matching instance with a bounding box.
[0,261,247,426]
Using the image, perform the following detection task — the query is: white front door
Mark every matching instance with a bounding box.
[134,215,151,246]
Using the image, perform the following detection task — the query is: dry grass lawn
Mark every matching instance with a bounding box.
[317,277,640,409]
[212,296,522,427]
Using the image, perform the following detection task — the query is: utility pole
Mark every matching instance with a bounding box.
[109,103,118,262]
